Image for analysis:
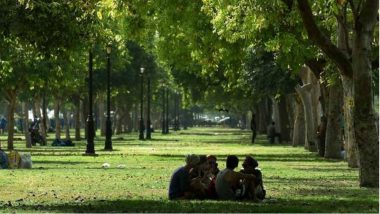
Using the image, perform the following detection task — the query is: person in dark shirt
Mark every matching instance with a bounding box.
[168,154,200,200]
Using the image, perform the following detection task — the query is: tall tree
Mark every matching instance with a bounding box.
[296,0,378,187]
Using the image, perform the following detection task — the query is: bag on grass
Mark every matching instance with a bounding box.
[20,153,32,169]
[8,150,21,169]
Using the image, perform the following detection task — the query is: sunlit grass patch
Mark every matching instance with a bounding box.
[0,127,378,213]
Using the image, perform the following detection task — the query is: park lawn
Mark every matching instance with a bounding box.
[0,127,378,213]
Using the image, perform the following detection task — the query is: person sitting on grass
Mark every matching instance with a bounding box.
[240,156,266,201]
[189,155,210,199]
[168,154,200,200]
[205,155,220,199]
[215,155,256,201]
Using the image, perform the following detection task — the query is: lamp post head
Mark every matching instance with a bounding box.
[140,67,145,74]
[106,44,112,55]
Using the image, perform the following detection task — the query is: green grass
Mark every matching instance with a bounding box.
[0,127,378,213]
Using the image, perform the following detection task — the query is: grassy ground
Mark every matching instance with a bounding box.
[0,127,378,213]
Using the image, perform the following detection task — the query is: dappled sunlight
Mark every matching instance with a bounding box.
[0,128,378,212]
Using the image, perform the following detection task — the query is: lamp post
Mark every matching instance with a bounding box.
[139,67,145,140]
[146,74,152,139]
[104,44,113,151]
[85,50,96,155]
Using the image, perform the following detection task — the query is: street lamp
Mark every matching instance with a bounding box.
[146,73,152,140]
[85,49,96,155]
[139,67,145,140]
[104,44,113,151]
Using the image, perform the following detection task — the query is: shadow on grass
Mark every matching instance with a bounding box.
[179,132,251,136]
[16,148,85,153]
[293,186,379,198]
[33,160,99,165]
[265,175,359,185]
[179,132,216,136]
[148,138,180,142]
[15,149,337,164]
[148,153,334,163]
[3,197,378,213]
[292,166,355,172]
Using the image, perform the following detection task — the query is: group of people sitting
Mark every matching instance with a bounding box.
[0,148,32,169]
[168,154,265,201]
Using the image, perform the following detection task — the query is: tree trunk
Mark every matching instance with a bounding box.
[292,92,305,147]
[112,105,118,134]
[279,96,291,142]
[122,110,128,133]
[272,98,281,131]
[352,14,379,187]
[308,72,321,138]
[116,108,123,135]
[22,102,32,148]
[126,104,133,133]
[34,96,47,144]
[98,94,106,136]
[133,104,138,131]
[240,112,247,129]
[257,98,272,134]
[324,79,343,159]
[295,83,316,151]
[41,93,48,145]
[74,96,81,140]
[54,97,61,140]
[319,82,329,116]
[81,98,88,139]
[286,94,296,141]
[5,90,17,150]
[336,9,359,167]
[342,76,359,167]
[297,0,378,187]
[62,105,70,140]
[255,104,265,133]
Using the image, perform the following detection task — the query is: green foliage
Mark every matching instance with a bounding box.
[11,0,100,53]
[243,47,298,101]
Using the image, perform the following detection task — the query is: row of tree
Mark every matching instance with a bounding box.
[121,0,378,187]
[0,1,378,187]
